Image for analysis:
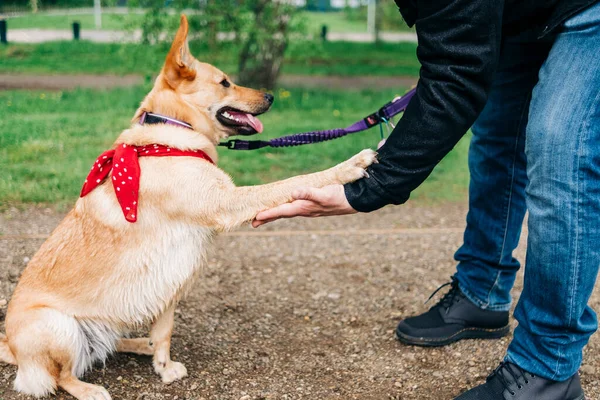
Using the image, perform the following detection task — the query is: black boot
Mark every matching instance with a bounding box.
[395,278,510,346]
[454,361,585,400]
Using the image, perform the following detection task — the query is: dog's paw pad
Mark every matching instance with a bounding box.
[158,361,188,384]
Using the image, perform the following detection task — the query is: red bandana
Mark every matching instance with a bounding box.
[80,143,214,223]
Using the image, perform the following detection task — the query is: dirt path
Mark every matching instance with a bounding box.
[0,73,144,90]
[0,73,418,91]
[1,204,599,400]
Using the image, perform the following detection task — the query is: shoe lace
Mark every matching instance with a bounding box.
[425,277,461,314]
[488,361,533,396]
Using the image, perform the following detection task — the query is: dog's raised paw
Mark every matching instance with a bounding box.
[157,361,188,384]
[351,149,378,169]
[335,149,378,184]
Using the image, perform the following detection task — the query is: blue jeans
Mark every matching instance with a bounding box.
[454,2,600,381]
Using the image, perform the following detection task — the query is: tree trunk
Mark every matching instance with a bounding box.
[207,19,218,50]
[237,1,292,90]
[375,0,383,46]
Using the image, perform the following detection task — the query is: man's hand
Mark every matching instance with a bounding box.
[252,184,357,227]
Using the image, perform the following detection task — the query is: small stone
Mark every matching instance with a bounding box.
[312,291,327,300]
[581,365,596,375]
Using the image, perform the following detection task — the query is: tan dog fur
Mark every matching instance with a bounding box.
[0,15,376,400]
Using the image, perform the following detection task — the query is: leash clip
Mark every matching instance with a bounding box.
[365,99,400,128]
[218,139,269,151]
[219,140,248,150]
[364,109,387,129]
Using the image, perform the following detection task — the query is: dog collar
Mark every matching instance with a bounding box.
[81,143,214,223]
[139,111,193,130]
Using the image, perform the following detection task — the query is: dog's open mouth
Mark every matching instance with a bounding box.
[216,107,264,135]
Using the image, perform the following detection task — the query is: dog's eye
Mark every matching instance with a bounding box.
[220,79,231,88]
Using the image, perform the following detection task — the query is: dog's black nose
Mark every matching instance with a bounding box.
[264,93,274,104]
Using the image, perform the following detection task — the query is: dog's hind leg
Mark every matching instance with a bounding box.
[0,333,16,365]
[117,338,154,356]
[150,303,187,384]
[9,310,62,397]
[9,308,113,399]
[59,373,112,400]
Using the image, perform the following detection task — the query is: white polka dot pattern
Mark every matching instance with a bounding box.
[80,143,214,223]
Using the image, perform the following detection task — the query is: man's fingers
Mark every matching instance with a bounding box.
[252,218,277,228]
[255,201,309,221]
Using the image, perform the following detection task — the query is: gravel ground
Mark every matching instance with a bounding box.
[1,204,599,400]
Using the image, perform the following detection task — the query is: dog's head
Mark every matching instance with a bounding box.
[135,15,273,143]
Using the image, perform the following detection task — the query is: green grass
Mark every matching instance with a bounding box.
[0,86,468,207]
[0,40,420,77]
[302,11,411,34]
[303,11,369,33]
[2,12,143,31]
[2,11,411,33]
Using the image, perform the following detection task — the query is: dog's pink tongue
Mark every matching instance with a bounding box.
[230,111,264,133]
[246,113,264,133]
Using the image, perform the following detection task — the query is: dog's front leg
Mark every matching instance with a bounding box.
[213,148,377,230]
[150,303,187,384]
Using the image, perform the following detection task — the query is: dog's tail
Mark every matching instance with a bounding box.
[0,333,16,365]
[14,360,57,398]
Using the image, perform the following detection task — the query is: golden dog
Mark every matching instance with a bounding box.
[0,15,376,400]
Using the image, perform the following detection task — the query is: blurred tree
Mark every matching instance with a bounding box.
[196,0,245,50]
[30,0,39,13]
[130,0,302,90]
[237,0,298,89]
[374,0,383,45]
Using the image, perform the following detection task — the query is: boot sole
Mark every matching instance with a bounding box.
[395,325,510,347]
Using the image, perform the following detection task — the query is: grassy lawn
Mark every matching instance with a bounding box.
[0,40,420,77]
[2,12,143,31]
[0,86,468,208]
[2,11,411,33]
[302,11,412,34]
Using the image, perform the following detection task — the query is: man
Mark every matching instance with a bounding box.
[253,1,600,399]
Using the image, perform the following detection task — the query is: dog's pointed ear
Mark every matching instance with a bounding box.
[164,14,196,87]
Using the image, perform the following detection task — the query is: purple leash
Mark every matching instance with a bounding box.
[218,87,416,150]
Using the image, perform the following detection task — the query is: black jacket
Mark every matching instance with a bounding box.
[344,0,598,212]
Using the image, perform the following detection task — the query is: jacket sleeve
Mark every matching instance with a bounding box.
[344,0,504,212]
